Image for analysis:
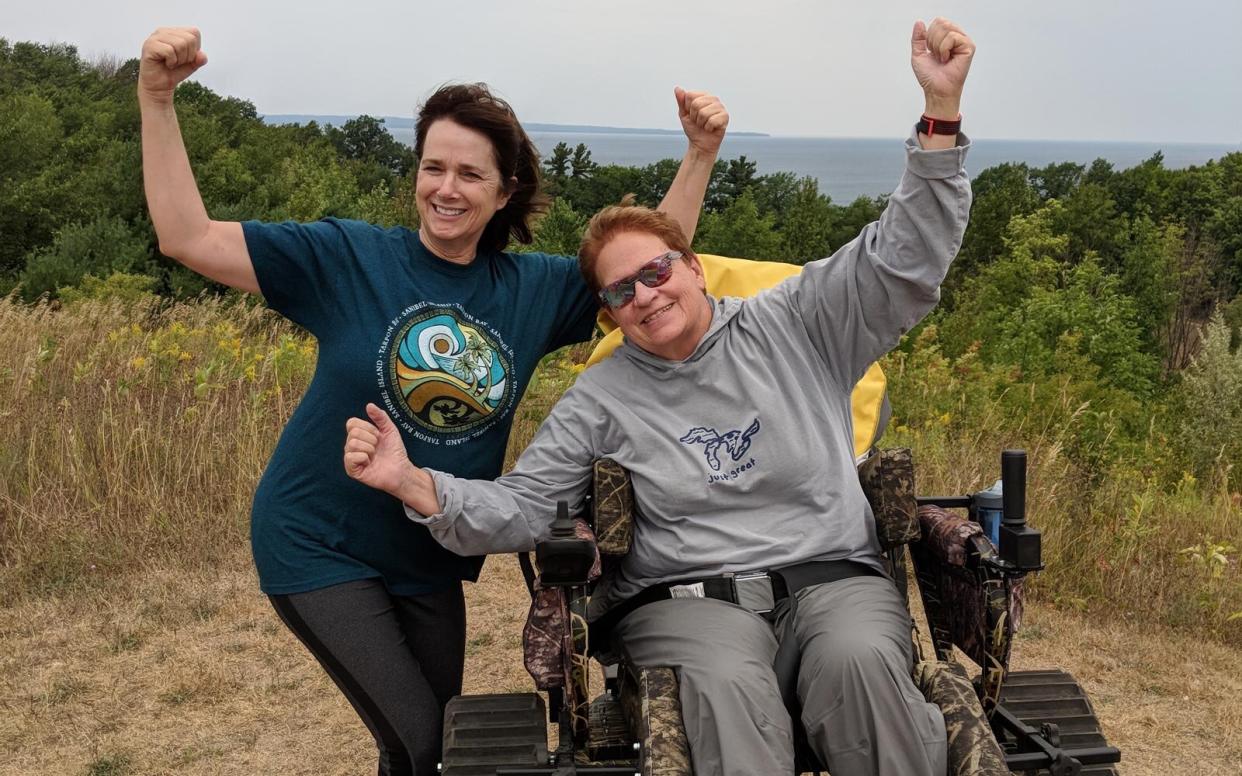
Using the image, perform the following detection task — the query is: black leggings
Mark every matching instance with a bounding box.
[269,578,466,776]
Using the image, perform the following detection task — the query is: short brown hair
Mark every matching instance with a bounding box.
[414,83,547,253]
[578,203,692,293]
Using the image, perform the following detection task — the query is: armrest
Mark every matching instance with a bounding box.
[593,458,634,556]
[857,447,921,549]
[917,505,989,567]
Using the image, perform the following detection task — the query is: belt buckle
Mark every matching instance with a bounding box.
[731,571,775,614]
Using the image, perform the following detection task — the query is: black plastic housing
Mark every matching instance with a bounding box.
[998,450,1043,571]
[535,500,596,586]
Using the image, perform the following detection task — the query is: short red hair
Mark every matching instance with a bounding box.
[578,202,693,293]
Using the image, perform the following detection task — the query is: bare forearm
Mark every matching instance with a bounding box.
[141,95,212,257]
[392,461,441,516]
[137,27,257,293]
[657,146,716,243]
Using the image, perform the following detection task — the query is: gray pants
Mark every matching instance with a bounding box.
[613,576,946,776]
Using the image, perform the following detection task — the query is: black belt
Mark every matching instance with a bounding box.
[594,558,880,634]
[594,557,884,748]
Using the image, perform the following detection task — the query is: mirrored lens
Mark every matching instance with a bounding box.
[598,251,681,309]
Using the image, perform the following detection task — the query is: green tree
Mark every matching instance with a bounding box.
[777,178,834,265]
[825,196,884,256]
[0,92,61,178]
[694,190,781,260]
[952,163,1039,290]
[544,142,572,179]
[562,164,643,214]
[751,171,800,222]
[1030,161,1084,201]
[708,155,758,210]
[941,202,1157,397]
[1105,152,1171,219]
[1052,183,1128,268]
[570,143,597,179]
[0,92,64,273]
[1082,158,1115,186]
[632,158,681,207]
[326,115,415,193]
[542,142,572,197]
[1169,311,1242,481]
[270,147,363,222]
[1206,195,1242,295]
[1120,216,1181,362]
[992,255,1157,397]
[527,198,588,256]
[20,216,152,299]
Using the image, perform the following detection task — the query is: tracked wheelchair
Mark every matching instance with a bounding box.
[436,255,1121,776]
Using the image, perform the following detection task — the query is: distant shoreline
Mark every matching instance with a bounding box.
[261,114,770,138]
[259,115,1240,146]
[261,114,1239,203]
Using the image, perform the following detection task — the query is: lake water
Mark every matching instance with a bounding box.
[390,128,1240,204]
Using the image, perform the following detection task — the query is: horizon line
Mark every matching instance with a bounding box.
[260,114,1240,149]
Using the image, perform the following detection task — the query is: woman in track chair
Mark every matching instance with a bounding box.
[344,17,975,776]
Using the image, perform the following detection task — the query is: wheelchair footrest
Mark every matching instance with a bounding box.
[588,691,635,762]
[441,693,549,776]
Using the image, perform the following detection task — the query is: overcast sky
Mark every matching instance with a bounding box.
[6,1,1241,143]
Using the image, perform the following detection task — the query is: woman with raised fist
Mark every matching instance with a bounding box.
[138,26,726,775]
[346,17,976,776]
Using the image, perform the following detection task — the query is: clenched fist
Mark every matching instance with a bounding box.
[675,88,729,157]
[344,403,440,516]
[911,17,975,120]
[138,27,207,104]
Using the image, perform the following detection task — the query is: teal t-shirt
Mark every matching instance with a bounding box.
[242,218,597,595]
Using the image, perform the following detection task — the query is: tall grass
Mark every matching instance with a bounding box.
[881,326,1242,641]
[0,294,313,599]
[1,294,1238,643]
[0,292,589,602]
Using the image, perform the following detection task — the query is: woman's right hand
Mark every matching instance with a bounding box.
[674,87,729,158]
[138,27,208,105]
[345,404,441,515]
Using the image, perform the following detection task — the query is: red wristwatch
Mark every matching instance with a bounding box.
[917,114,962,136]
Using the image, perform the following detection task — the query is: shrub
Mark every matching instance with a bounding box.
[1169,311,1242,485]
[20,216,151,300]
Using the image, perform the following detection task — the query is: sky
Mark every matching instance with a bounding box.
[5,0,1241,144]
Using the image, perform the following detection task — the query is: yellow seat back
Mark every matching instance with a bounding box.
[585,253,888,459]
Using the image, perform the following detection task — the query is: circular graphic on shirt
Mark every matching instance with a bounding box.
[382,307,514,436]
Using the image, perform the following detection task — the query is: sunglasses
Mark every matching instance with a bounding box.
[597,251,682,309]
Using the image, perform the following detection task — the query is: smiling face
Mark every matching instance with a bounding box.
[596,230,712,361]
[415,119,513,263]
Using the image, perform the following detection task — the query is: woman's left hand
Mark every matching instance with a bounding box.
[675,87,729,156]
[911,17,975,119]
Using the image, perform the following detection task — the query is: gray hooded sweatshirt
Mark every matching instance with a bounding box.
[411,132,971,619]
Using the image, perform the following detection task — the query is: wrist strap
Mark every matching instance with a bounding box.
[917,114,962,136]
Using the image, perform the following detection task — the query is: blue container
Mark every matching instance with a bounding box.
[974,479,1004,546]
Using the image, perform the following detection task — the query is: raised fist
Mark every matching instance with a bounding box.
[138,27,207,103]
[675,88,729,156]
[910,18,975,118]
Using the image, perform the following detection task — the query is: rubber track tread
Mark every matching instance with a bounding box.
[999,670,1119,776]
[441,694,549,776]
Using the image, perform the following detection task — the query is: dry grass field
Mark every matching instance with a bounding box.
[3,550,1240,775]
[2,296,1240,774]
